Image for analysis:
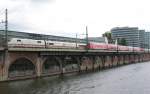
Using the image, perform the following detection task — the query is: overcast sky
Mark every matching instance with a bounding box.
[0,0,150,38]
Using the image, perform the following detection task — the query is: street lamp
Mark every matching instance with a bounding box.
[86,26,89,51]
[0,9,8,68]
[148,33,150,53]
[0,9,8,49]
[132,40,134,53]
[116,35,119,53]
[75,33,78,48]
[5,9,8,50]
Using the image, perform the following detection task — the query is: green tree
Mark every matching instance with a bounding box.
[118,38,127,46]
[102,31,113,43]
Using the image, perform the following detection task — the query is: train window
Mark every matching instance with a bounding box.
[49,43,54,45]
[37,41,41,43]
[17,40,21,42]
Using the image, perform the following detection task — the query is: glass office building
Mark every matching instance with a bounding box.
[111,27,145,48]
[144,32,150,48]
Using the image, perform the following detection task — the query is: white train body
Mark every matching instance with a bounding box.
[8,38,45,48]
[8,38,83,49]
[46,40,77,48]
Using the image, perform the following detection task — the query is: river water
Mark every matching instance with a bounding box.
[1,62,150,94]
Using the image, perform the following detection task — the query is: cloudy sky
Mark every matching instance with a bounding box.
[0,0,150,38]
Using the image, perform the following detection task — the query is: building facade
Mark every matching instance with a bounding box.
[111,27,145,48]
[144,32,150,48]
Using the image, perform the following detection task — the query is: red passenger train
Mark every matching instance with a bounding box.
[87,42,144,52]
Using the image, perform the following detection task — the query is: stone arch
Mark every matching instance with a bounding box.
[42,57,61,75]
[80,56,93,71]
[105,56,112,67]
[62,56,79,72]
[113,55,118,66]
[94,56,102,69]
[8,57,36,78]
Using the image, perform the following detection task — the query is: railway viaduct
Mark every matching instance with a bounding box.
[0,47,150,81]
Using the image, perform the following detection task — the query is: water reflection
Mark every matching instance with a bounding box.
[0,62,150,94]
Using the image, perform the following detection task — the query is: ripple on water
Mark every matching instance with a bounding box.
[1,62,150,94]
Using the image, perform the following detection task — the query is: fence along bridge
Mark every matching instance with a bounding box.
[0,47,149,81]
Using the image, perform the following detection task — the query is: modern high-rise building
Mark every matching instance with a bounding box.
[144,32,150,48]
[111,27,145,48]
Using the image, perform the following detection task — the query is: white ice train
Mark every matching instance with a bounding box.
[8,38,45,48]
[46,40,77,48]
[8,38,86,49]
